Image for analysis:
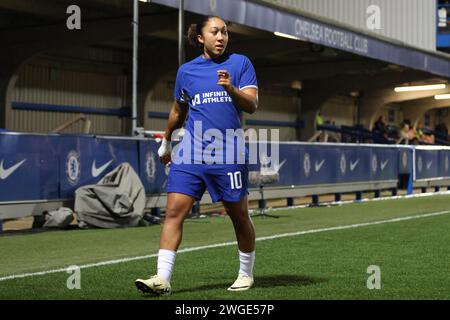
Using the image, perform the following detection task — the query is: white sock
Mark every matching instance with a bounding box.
[238,250,255,277]
[157,249,176,282]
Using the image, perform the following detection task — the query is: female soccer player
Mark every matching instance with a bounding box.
[135,15,258,295]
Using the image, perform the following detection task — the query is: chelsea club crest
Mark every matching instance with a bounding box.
[66,150,81,185]
[340,154,346,175]
[371,154,378,174]
[145,151,157,182]
[303,153,311,177]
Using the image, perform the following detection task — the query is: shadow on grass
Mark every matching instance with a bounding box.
[172,274,326,294]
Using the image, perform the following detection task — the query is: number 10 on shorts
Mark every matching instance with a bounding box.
[227,171,242,189]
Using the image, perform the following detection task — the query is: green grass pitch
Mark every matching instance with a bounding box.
[1,194,450,300]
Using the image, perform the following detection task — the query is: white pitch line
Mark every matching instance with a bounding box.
[266,190,450,213]
[1,210,449,282]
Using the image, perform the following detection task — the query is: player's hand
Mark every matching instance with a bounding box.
[158,137,172,165]
[217,69,233,92]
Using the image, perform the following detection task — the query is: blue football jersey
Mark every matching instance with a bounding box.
[173,53,258,164]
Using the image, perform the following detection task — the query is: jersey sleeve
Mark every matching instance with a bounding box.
[238,56,258,91]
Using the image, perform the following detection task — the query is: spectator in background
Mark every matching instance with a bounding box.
[374,116,388,134]
[373,115,389,142]
[313,111,336,142]
[424,133,436,144]
[397,121,415,144]
[315,111,324,130]
[415,122,435,144]
[414,122,423,140]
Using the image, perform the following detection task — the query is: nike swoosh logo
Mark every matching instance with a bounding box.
[350,159,360,171]
[0,159,27,180]
[381,160,389,171]
[260,159,287,174]
[426,161,433,170]
[315,159,325,172]
[91,160,113,178]
[230,285,251,289]
[274,159,287,173]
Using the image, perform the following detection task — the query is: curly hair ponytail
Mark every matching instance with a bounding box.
[187,23,202,48]
[186,16,226,48]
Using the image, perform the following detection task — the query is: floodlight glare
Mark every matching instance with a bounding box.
[434,94,450,100]
[394,84,446,92]
[274,32,301,41]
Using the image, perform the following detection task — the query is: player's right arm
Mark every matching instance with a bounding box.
[158,100,188,164]
[164,100,188,141]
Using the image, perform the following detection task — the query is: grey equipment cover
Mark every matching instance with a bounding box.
[75,162,145,228]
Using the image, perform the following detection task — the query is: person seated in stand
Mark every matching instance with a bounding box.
[396,121,415,144]
[404,119,412,131]
[386,124,400,141]
[373,115,389,141]
[415,122,435,144]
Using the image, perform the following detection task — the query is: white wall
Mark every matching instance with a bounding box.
[264,0,436,51]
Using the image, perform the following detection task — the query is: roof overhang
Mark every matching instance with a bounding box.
[151,0,450,79]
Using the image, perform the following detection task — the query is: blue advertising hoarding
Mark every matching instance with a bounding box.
[58,135,140,199]
[1,132,450,203]
[415,149,440,180]
[0,133,59,202]
[138,139,170,195]
[247,143,399,188]
[439,150,450,178]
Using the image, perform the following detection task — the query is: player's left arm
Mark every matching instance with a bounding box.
[217,70,258,114]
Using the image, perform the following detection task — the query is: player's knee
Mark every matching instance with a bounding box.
[164,206,186,222]
[229,209,251,223]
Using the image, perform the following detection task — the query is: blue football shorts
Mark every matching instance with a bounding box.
[166,163,249,203]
